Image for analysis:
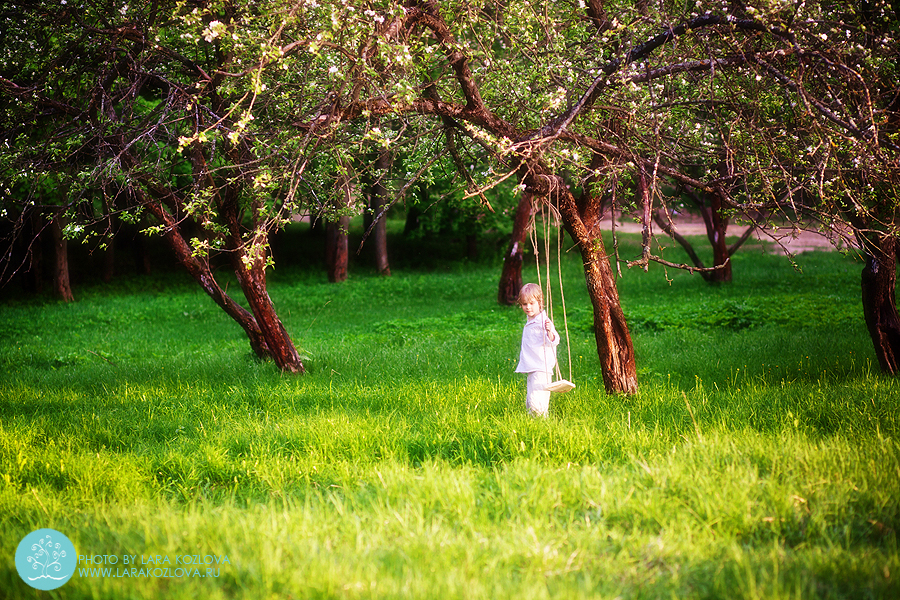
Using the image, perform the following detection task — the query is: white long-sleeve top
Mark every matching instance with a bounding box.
[515,310,560,374]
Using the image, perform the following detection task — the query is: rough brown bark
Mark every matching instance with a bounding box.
[231,248,304,373]
[653,210,707,268]
[585,0,613,32]
[49,214,74,302]
[655,184,740,283]
[498,192,534,305]
[654,208,755,282]
[860,232,900,374]
[580,228,638,394]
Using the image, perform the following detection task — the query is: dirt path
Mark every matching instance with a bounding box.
[601,214,857,255]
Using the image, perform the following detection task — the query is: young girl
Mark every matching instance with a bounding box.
[514,283,559,417]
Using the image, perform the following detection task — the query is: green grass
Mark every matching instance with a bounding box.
[1,230,898,599]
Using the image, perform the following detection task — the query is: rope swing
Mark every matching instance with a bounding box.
[530,198,576,393]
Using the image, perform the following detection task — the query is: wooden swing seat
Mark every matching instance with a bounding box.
[544,379,576,393]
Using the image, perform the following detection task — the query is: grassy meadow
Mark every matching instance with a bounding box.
[1,224,898,599]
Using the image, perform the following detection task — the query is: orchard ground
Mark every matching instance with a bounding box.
[0,224,896,600]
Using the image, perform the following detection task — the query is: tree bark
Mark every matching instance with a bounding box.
[700,192,732,283]
[49,214,74,302]
[580,222,638,394]
[327,165,354,282]
[218,182,306,374]
[498,192,534,305]
[231,247,304,373]
[653,210,708,271]
[860,232,900,374]
[661,187,736,283]
[533,174,638,395]
[326,216,350,283]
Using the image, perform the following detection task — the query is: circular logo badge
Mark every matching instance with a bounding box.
[15,529,77,590]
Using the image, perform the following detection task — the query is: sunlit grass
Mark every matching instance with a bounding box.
[1,235,897,598]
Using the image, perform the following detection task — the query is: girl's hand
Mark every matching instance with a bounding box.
[544,318,555,341]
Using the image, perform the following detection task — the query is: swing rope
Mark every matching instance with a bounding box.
[555,212,574,383]
[529,198,574,385]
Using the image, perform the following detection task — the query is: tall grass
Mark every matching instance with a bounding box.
[1,227,897,599]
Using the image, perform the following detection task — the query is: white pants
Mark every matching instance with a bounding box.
[525,370,552,417]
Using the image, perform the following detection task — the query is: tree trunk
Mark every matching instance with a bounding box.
[498,192,534,305]
[533,174,638,395]
[49,214,74,302]
[368,150,391,276]
[326,216,350,283]
[653,210,709,275]
[466,232,478,262]
[219,187,306,374]
[580,231,638,394]
[232,250,304,373]
[701,192,732,283]
[327,166,354,282]
[860,232,900,374]
[404,203,422,235]
[142,195,304,372]
[672,187,737,283]
[25,209,44,293]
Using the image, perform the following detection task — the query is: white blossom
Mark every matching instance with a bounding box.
[203,20,227,43]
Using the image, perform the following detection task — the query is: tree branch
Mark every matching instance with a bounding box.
[533,13,776,143]
[627,254,730,274]
[653,210,707,272]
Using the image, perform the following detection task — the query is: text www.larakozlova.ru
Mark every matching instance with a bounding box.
[77,554,230,578]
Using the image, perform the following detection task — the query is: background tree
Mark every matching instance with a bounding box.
[662,1,900,370]
[0,1,319,370]
[363,148,393,276]
[652,187,758,284]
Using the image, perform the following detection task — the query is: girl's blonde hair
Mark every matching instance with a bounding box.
[517,283,543,308]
